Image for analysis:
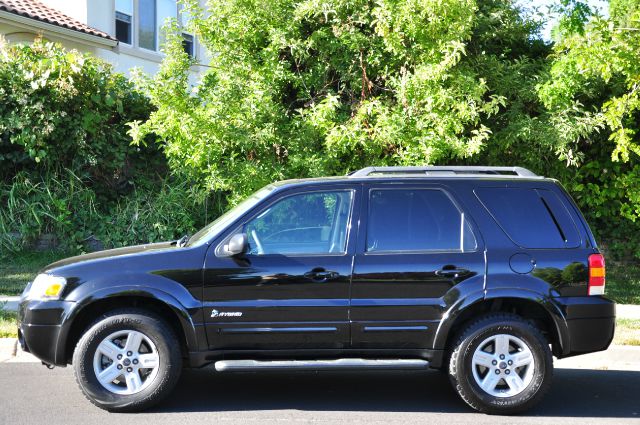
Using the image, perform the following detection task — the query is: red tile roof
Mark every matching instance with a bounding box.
[0,0,116,42]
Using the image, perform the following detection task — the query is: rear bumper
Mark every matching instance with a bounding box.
[555,296,615,357]
[17,298,76,366]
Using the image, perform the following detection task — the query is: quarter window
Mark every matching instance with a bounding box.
[244,191,353,255]
[366,189,477,252]
[475,187,580,249]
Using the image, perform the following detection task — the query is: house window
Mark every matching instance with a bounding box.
[138,0,157,50]
[115,0,195,58]
[115,0,133,44]
[182,33,194,57]
[179,6,195,58]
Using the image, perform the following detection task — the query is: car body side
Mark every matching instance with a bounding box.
[17,176,616,368]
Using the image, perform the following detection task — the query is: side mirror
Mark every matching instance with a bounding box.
[219,233,248,257]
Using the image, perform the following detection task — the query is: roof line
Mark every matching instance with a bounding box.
[0,9,117,48]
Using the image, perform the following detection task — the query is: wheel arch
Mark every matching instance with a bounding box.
[60,288,199,365]
[435,290,569,357]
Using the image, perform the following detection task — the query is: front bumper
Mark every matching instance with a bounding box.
[18,298,76,366]
[555,296,616,357]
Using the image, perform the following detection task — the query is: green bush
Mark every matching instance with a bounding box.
[96,180,210,248]
[0,37,162,197]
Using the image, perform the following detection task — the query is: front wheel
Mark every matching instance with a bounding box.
[72,309,182,412]
[448,313,553,415]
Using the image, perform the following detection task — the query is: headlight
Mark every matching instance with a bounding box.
[27,274,67,300]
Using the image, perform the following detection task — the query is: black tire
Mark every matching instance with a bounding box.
[72,308,182,412]
[448,313,553,415]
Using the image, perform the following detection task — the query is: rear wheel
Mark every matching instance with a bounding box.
[72,309,182,412]
[448,313,553,414]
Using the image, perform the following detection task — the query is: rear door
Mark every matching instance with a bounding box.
[350,183,485,349]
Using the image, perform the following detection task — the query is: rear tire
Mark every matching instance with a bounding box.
[72,309,182,412]
[448,313,553,415]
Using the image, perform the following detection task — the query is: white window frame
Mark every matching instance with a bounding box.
[115,0,134,46]
[113,0,197,59]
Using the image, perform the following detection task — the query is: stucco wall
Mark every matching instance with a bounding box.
[1,0,209,81]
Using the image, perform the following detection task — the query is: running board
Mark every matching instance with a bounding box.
[214,358,429,372]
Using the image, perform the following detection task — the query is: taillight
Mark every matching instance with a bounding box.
[588,253,606,296]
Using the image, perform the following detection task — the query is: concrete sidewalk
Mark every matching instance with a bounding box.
[0,296,19,312]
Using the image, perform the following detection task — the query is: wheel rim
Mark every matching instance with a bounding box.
[92,330,160,395]
[471,333,536,398]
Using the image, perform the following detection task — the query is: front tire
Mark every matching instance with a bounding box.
[72,309,182,412]
[448,313,553,415]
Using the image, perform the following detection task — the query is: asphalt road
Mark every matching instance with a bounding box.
[0,363,638,425]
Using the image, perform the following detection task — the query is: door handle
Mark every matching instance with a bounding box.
[304,268,339,282]
[435,268,468,278]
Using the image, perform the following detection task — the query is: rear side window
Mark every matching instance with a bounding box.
[475,187,580,249]
[366,189,477,252]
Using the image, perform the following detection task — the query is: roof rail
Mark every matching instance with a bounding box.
[348,166,538,178]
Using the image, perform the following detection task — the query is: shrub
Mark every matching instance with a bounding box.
[95,180,210,248]
[0,170,99,252]
[0,37,162,196]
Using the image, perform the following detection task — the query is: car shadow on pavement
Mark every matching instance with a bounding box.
[155,367,640,418]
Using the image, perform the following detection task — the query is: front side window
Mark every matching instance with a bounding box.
[366,189,477,252]
[244,191,354,255]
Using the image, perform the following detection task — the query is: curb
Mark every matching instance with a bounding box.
[0,337,17,362]
[618,304,640,320]
[0,296,20,312]
[0,338,38,363]
[555,345,640,371]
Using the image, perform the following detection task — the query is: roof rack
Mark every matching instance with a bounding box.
[348,166,539,178]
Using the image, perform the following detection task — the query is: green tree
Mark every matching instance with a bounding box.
[132,0,533,203]
[535,0,640,259]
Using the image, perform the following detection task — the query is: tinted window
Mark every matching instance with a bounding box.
[366,189,476,252]
[475,187,580,248]
[245,191,353,255]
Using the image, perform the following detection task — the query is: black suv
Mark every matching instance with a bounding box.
[18,166,615,414]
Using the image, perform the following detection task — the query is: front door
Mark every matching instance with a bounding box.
[351,184,485,349]
[203,185,359,351]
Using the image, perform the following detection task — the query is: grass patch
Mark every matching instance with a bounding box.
[606,262,640,305]
[0,251,69,296]
[613,318,640,346]
[0,306,17,338]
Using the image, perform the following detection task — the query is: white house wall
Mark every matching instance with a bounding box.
[1,0,209,82]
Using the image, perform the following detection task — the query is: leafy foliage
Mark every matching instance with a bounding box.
[0,38,160,196]
[0,39,209,253]
[533,0,640,259]
[132,0,515,203]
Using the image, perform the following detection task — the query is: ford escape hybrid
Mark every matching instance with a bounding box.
[17,166,615,414]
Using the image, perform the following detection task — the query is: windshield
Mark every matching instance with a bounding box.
[186,186,275,246]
